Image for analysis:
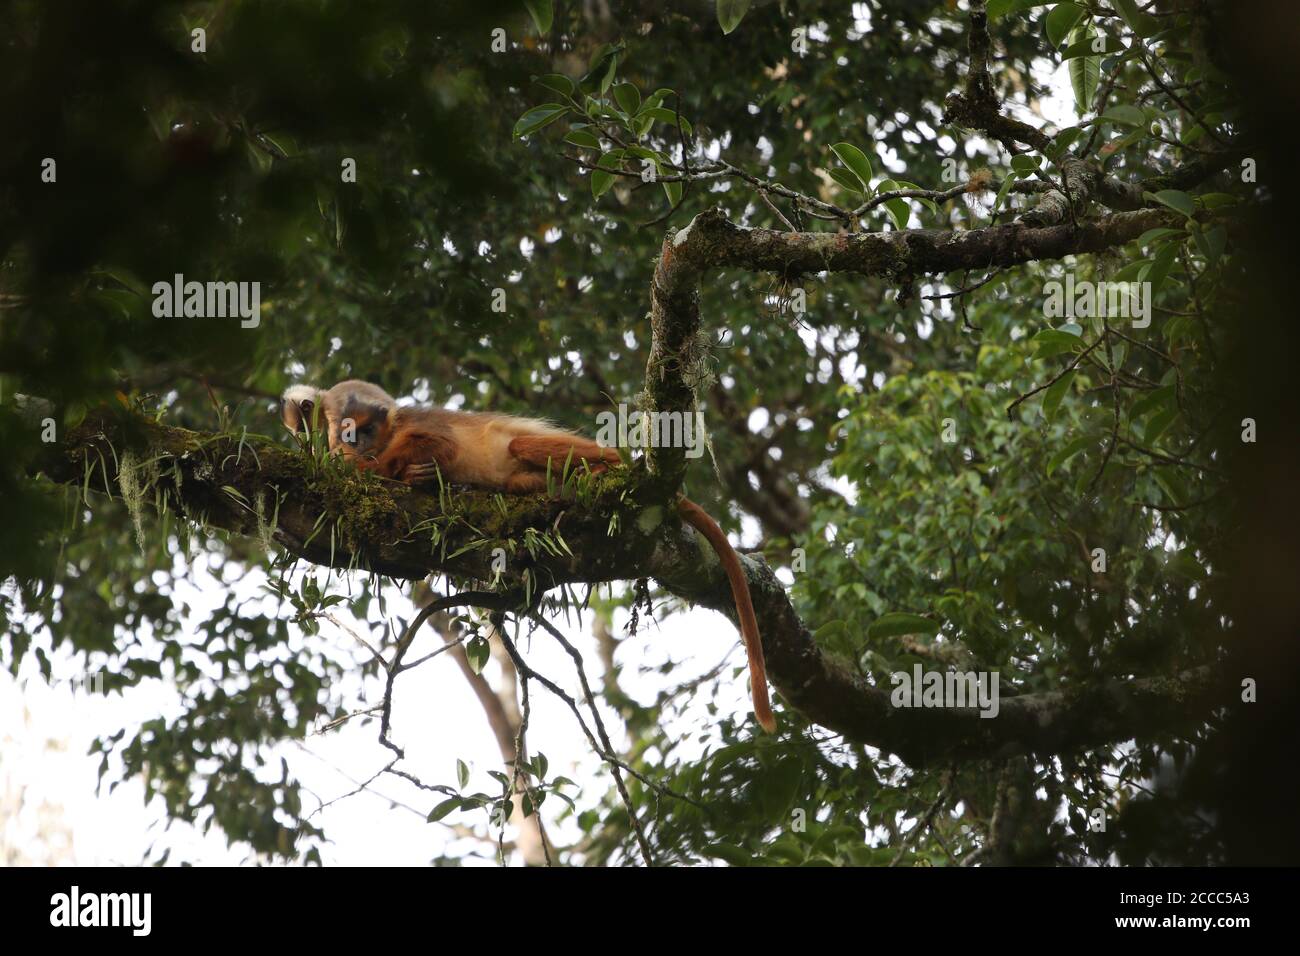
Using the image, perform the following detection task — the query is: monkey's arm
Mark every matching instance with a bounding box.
[374,429,460,484]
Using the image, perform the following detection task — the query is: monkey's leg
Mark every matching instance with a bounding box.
[507,436,622,474]
[503,471,549,494]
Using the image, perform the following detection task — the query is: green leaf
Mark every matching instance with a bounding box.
[895,180,938,213]
[578,44,623,95]
[1114,258,1152,282]
[584,42,623,80]
[1144,241,1180,295]
[622,143,658,166]
[1010,154,1041,175]
[1102,104,1147,127]
[876,179,911,229]
[534,74,574,98]
[513,104,568,138]
[563,128,601,150]
[1129,384,1176,422]
[1198,192,1240,210]
[1195,224,1227,264]
[1046,3,1085,48]
[883,197,910,229]
[1042,369,1076,421]
[1033,327,1085,359]
[1136,227,1184,247]
[523,0,553,35]
[427,797,461,822]
[828,167,865,195]
[591,149,624,198]
[1061,33,1126,60]
[988,0,1051,19]
[716,0,751,35]
[613,82,641,116]
[662,173,683,208]
[456,759,469,790]
[830,142,874,191]
[1147,189,1196,218]
[1152,469,1190,508]
[465,635,491,674]
[703,843,752,866]
[1047,433,1094,475]
[1163,313,1193,347]
[867,612,940,640]
[813,620,848,642]
[1180,123,1207,147]
[1112,0,1160,37]
[1144,407,1179,445]
[992,170,1019,215]
[640,107,694,136]
[1049,126,1084,158]
[1066,21,1102,114]
[1167,550,1204,582]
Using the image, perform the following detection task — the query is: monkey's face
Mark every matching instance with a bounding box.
[332,403,391,460]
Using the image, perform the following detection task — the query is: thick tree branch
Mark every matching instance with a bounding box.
[656,205,1183,286]
[644,225,706,492]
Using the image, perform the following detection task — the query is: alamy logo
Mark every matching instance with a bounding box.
[890,665,1000,718]
[594,404,706,459]
[49,885,151,936]
[151,273,261,328]
[1043,274,1151,329]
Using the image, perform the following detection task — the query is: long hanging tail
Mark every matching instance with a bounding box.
[675,497,776,733]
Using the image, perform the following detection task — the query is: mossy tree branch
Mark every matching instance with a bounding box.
[32,405,1229,766]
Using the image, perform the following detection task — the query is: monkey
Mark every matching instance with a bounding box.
[283,380,620,489]
[281,379,776,733]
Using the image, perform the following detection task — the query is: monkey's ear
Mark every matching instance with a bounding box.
[282,385,323,432]
[280,397,313,432]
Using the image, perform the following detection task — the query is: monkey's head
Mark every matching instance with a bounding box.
[281,385,324,434]
[326,380,396,461]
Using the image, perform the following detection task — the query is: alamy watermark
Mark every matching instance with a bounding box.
[595,404,706,459]
[890,665,1000,718]
[50,886,151,936]
[151,273,260,328]
[1043,273,1151,329]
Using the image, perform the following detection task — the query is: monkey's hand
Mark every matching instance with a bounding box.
[401,462,448,487]
[376,431,459,485]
